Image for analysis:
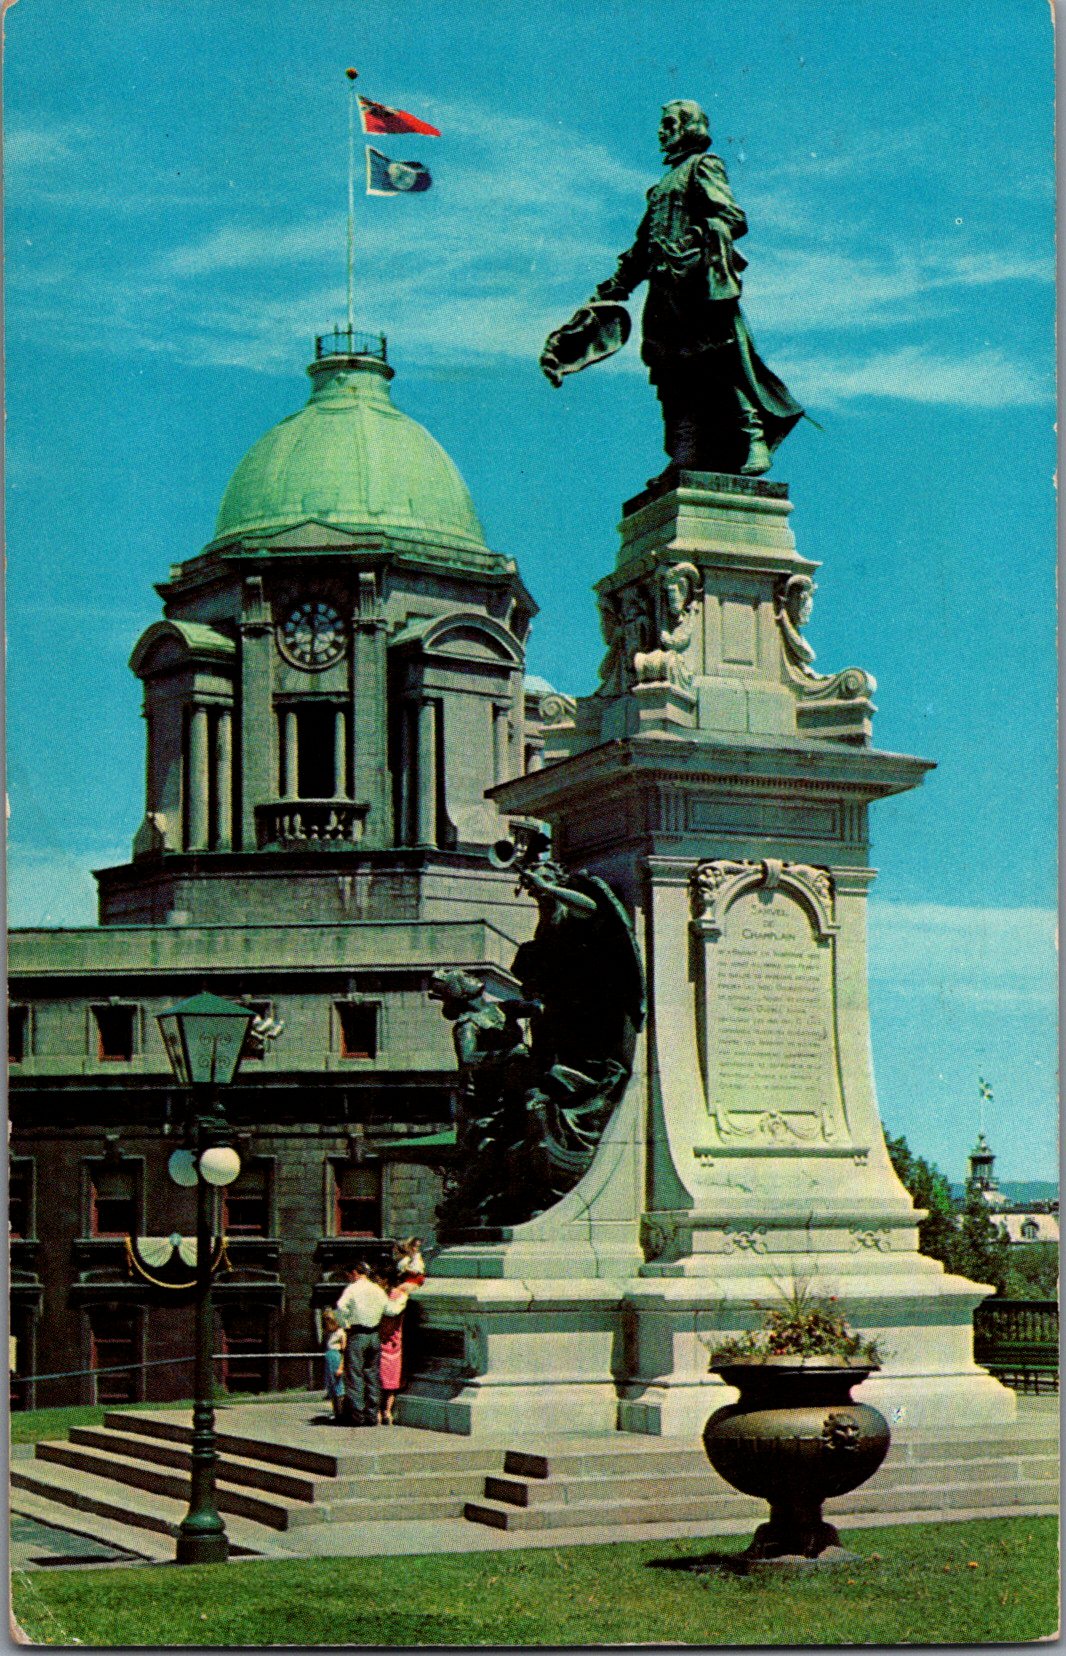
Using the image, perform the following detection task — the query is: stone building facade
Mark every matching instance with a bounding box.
[8,332,564,1409]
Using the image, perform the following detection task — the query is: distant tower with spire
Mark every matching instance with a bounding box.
[967,1077,1000,1203]
[967,1130,999,1202]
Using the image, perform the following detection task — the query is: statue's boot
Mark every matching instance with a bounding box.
[738,392,771,476]
[664,413,704,470]
[741,438,771,476]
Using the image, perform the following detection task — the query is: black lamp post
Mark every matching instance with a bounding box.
[156,991,255,1567]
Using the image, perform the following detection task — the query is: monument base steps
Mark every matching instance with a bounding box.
[10,1403,511,1556]
[403,1263,1019,1437]
[10,1399,1054,1556]
[462,1423,1057,1531]
[399,1382,624,1437]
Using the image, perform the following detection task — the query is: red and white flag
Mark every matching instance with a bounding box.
[357,96,441,137]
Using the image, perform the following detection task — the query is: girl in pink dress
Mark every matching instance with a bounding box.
[378,1284,410,1424]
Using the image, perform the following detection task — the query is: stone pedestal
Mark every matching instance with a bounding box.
[399,471,1015,1436]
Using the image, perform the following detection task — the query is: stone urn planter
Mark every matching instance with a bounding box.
[703,1357,891,1570]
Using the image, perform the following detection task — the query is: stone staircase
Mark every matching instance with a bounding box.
[462,1425,1059,1532]
[11,1407,507,1559]
[467,1445,752,1531]
[10,1401,1058,1560]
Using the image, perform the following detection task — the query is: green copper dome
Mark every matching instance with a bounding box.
[212,351,487,552]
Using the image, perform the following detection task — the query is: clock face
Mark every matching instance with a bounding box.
[279,599,346,669]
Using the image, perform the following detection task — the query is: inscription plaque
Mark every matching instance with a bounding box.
[702,886,846,1145]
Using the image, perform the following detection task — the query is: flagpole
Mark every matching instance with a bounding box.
[346,68,359,338]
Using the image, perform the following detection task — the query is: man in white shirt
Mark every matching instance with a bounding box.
[334,1262,388,1426]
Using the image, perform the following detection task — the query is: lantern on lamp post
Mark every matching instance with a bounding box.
[157,990,254,1094]
[157,992,255,1567]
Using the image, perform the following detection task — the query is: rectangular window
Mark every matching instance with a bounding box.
[220,1310,270,1394]
[336,1001,378,1061]
[221,1160,271,1236]
[92,1004,136,1062]
[296,704,336,799]
[9,1160,33,1239]
[239,1001,272,1064]
[8,1006,28,1064]
[90,1166,137,1237]
[89,1310,138,1403]
[333,1162,381,1237]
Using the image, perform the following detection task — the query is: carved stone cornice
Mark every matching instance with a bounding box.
[353,570,387,628]
[239,575,271,635]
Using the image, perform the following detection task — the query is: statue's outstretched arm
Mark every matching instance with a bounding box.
[521,865,598,916]
[593,209,651,302]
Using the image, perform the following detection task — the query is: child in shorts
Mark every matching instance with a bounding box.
[322,1308,346,1422]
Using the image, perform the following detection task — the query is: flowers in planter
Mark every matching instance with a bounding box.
[710,1282,882,1367]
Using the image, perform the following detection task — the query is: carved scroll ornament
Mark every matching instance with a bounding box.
[691,857,835,933]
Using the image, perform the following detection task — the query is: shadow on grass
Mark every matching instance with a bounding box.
[646,1550,750,1577]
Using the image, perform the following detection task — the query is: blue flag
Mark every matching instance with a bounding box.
[365,146,432,196]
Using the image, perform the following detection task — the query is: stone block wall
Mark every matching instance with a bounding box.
[383,1162,444,1246]
[9,1111,451,1409]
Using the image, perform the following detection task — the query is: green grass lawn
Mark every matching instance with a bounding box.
[10,1400,190,1448]
[10,1390,316,1446]
[11,1517,1058,1647]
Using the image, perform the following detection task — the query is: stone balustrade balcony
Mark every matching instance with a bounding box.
[255,799,369,848]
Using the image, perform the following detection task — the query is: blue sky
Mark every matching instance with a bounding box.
[4,0,1057,1181]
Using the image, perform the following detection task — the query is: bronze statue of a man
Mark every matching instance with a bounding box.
[542,100,804,478]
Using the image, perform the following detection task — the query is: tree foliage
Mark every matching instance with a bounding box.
[952,1182,1013,1295]
[1000,1242,1059,1301]
[883,1130,960,1264]
[884,1129,1013,1295]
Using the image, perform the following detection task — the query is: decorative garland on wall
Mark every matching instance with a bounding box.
[124,1234,231,1290]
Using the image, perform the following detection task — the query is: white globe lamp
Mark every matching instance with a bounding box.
[198,1145,242,1187]
[168,1148,199,1188]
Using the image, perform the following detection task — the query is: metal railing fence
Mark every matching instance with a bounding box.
[10,1350,323,1403]
[973,1298,1059,1393]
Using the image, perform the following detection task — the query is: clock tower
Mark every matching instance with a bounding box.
[102,331,538,927]
[9,329,561,1411]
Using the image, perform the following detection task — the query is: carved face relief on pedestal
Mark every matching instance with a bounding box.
[634,562,702,688]
[662,561,701,622]
[788,575,816,628]
[775,574,817,670]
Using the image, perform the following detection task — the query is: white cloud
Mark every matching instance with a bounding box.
[4,118,92,173]
[868,901,1057,1009]
[868,900,1057,1180]
[5,95,1052,405]
[777,344,1052,408]
[426,98,651,203]
[757,121,936,188]
[7,844,128,929]
[157,221,342,278]
[746,243,1053,336]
